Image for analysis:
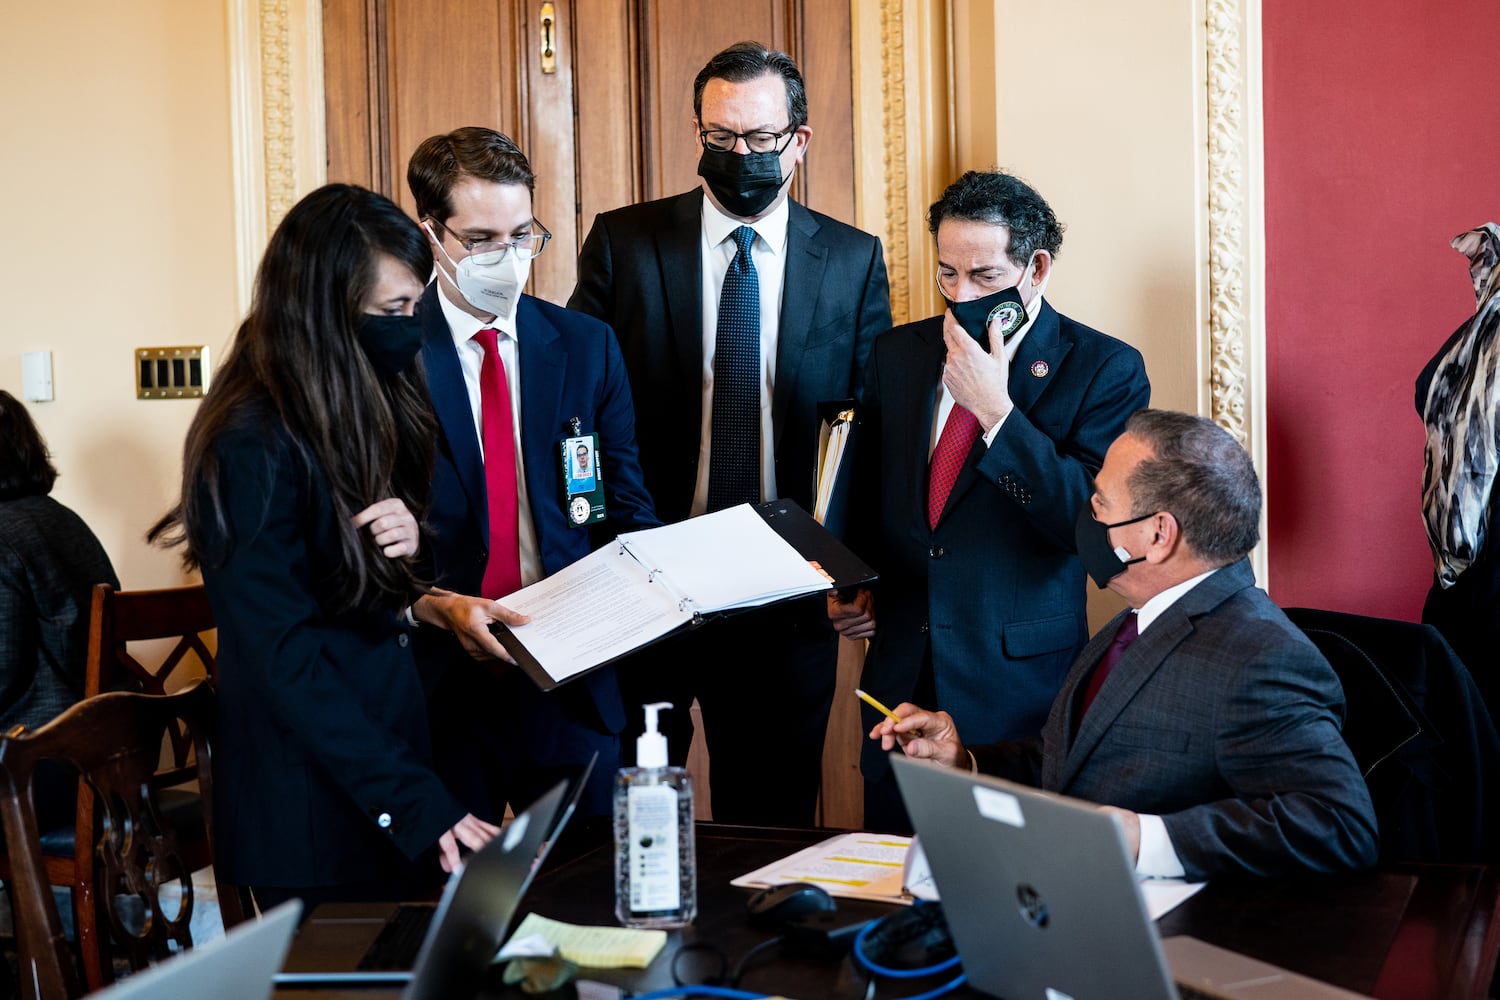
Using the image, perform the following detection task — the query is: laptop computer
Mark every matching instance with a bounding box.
[92,900,301,1000]
[890,755,1372,1000]
[277,755,594,998]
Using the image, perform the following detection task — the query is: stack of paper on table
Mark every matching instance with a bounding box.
[732,831,1206,919]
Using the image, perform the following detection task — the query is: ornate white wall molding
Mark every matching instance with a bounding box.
[878,0,911,325]
[228,0,326,314]
[1204,0,1268,578]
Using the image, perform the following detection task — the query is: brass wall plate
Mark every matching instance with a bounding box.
[136,346,211,399]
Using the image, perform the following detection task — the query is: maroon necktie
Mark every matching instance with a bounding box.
[1078,612,1140,723]
[473,328,522,599]
[927,406,981,530]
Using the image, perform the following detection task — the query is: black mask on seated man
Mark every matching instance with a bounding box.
[698,147,785,218]
[1074,506,1154,589]
[942,285,1028,353]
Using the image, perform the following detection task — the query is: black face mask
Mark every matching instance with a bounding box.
[1074,505,1155,589]
[697,147,785,218]
[943,285,1028,352]
[356,313,424,377]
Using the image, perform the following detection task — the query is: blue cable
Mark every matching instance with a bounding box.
[851,918,962,979]
[628,987,772,1000]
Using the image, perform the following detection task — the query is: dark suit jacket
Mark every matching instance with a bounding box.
[200,411,463,888]
[855,302,1149,777]
[415,284,658,742]
[567,189,891,523]
[973,560,1380,880]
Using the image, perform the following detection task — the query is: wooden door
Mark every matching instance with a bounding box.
[323,0,855,303]
[322,0,864,827]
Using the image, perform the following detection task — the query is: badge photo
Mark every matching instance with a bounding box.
[559,427,606,528]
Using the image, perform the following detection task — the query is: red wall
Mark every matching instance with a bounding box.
[1262,0,1500,619]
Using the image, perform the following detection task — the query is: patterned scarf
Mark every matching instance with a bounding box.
[1420,223,1500,588]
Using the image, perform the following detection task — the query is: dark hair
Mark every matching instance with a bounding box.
[1124,409,1261,565]
[0,390,59,500]
[407,127,535,223]
[149,183,436,613]
[927,171,1065,267]
[692,41,808,130]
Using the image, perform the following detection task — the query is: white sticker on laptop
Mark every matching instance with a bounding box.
[1045,990,1076,1000]
[503,813,530,851]
[972,786,1025,827]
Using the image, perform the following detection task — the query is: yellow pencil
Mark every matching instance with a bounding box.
[854,688,901,724]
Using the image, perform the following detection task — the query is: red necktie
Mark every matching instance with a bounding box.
[1077,612,1140,725]
[927,406,981,530]
[473,328,521,599]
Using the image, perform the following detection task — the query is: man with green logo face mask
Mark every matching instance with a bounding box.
[832,170,1151,832]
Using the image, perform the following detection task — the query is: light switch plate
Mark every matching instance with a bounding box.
[136,345,211,399]
[21,351,53,402]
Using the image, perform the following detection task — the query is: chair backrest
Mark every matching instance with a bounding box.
[1293,627,1425,778]
[84,583,216,775]
[1286,606,1500,864]
[85,583,216,696]
[0,681,245,1000]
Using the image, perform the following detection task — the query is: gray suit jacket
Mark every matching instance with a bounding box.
[973,559,1379,879]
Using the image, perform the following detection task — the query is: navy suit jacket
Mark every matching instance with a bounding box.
[854,302,1149,779]
[973,560,1380,879]
[201,411,463,888]
[567,189,891,523]
[415,283,658,740]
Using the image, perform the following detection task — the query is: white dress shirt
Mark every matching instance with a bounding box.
[434,283,543,587]
[691,195,790,516]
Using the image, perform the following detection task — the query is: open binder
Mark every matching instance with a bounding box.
[492,500,876,691]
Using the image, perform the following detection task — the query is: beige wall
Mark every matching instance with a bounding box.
[944,0,1212,627]
[1,2,237,589]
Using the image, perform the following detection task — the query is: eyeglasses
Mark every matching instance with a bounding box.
[697,126,796,154]
[429,218,552,265]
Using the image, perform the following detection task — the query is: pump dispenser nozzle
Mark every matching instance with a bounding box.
[637,701,672,768]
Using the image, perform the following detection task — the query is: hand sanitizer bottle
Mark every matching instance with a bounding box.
[614,701,696,927]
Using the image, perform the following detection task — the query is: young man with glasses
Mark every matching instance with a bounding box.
[830,170,1151,831]
[407,126,658,823]
[568,42,892,826]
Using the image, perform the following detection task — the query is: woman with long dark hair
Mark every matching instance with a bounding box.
[151,184,496,910]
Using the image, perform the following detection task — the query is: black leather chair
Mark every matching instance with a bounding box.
[1287,607,1500,864]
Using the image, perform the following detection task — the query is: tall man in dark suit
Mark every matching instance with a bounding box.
[406,127,659,821]
[568,42,891,824]
[871,410,1379,878]
[830,170,1150,830]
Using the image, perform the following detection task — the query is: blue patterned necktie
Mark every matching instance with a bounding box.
[707,225,761,511]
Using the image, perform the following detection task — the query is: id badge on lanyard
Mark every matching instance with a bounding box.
[560,417,606,527]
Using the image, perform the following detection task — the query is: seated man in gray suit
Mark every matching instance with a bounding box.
[871,409,1379,879]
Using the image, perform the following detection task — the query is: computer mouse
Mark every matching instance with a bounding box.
[745,882,837,928]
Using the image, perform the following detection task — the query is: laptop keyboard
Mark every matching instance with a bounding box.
[357,904,437,971]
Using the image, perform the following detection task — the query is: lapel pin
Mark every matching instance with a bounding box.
[1030,360,1049,378]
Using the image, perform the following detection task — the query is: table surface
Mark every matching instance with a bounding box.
[278,821,1500,999]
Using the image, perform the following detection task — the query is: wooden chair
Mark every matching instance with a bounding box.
[3,583,221,989]
[0,682,247,999]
